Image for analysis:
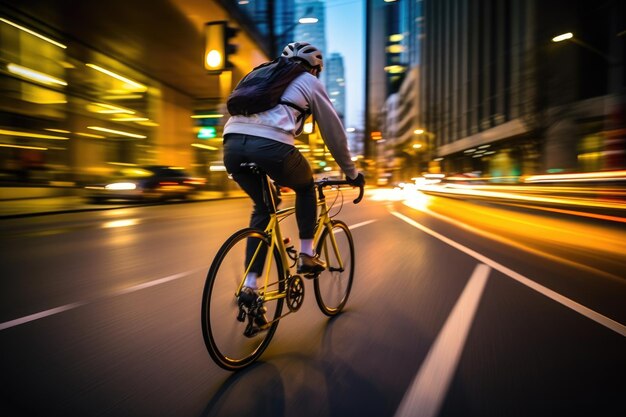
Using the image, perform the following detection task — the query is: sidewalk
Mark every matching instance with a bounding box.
[0,188,248,219]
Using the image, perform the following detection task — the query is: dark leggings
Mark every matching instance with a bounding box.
[223,133,316,274]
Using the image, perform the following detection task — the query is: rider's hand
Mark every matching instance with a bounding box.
[347,172,365,187]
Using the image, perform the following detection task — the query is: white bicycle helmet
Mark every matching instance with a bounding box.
[282,42,324,72]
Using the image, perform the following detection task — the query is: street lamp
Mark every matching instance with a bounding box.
[552,30,624,170]
[551,32,612,62]
[274,7,317,56]
[298,17,319,24]
[551,32,573,43]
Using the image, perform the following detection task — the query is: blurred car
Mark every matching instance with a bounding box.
[84,165,205,203]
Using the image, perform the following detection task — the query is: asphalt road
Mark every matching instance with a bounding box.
[1,189,625,417]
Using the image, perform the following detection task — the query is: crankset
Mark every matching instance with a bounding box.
[286,274,305,312]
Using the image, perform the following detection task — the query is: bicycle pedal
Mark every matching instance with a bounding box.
[236,305,246,322]
[303,272,319,280]
[238,287,258,307]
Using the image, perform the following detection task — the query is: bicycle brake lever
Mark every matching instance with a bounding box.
[353,185,364,204]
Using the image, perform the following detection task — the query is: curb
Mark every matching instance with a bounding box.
[0,193,250,220]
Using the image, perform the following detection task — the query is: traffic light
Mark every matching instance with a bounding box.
[225,25,239,63]
[204,21,238,72]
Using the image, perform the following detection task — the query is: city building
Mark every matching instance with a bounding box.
[234,0,297,57]
[381,66,422,182]
[0,0,275,187]
[419,0,625,178]
[367,0,625,182]
[0,0,352,190]
[365,0,423,182]
[294,0,328,88]
[326,53,346,125]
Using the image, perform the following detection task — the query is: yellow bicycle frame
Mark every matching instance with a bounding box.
[236,190,346,304]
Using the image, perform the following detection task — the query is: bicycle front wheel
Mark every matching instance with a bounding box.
[201,228,285,371]
[314,220,355,316]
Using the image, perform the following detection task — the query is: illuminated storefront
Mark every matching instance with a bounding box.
[0,1,271,186]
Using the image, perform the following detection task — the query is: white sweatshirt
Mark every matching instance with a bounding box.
[223,72,358,179]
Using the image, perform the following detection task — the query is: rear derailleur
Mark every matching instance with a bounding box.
[237,291,268,338]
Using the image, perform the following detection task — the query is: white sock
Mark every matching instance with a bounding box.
[244,272,258,289]
[300,239,315,256]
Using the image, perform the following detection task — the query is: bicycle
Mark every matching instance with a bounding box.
[201,162,364,371]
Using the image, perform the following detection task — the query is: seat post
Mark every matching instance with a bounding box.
[259,173,278,215]
[241,162,278,214]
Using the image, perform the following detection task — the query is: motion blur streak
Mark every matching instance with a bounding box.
[7,63,68,86]
[391,211,626,337]
[419,184,626,211]
[524,170,626,183]
[85,63,147,91]
[405,202,621,280]
[0,17,67,48]
[400,197,624,280]
[102,218,139,228]
[498,202,626,224]
[438,184,626,199]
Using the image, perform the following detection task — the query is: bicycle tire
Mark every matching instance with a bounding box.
[314,220,355,316]
[201,228,285,371]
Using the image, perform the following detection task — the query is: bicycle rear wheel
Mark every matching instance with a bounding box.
[314,220,354,316]
[201,228,285,371]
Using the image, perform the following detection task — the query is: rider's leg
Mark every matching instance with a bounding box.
[267,149,325,274]
[224,134,323,277]
[223,134,271,282]
[262,144,316,251]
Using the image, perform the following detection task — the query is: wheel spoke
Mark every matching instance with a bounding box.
[314,221,354,316]
[201,228,284,370]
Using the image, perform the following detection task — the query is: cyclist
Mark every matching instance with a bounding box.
[223,42,365,303]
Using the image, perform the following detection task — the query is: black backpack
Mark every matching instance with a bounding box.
[227,57,310,125]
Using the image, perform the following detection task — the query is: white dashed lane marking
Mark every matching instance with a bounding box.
[395,263,491,417]
[0,219,381,331]
[0,268,203,331]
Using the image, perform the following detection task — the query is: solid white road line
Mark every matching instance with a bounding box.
[394,263,491,417]
[0,268,203,331]
[391,210,626,337]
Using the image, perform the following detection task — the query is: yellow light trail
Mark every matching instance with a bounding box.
[525,170,626,183]
[0,143,48,150]
[419,184,626,211]
[7,63,67,86]
[85,64,147,92]
[0,18,67,49]
[0,129,68,140]
[87,126,146,139]
[192,143,218,150]
[191,114,224,119]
